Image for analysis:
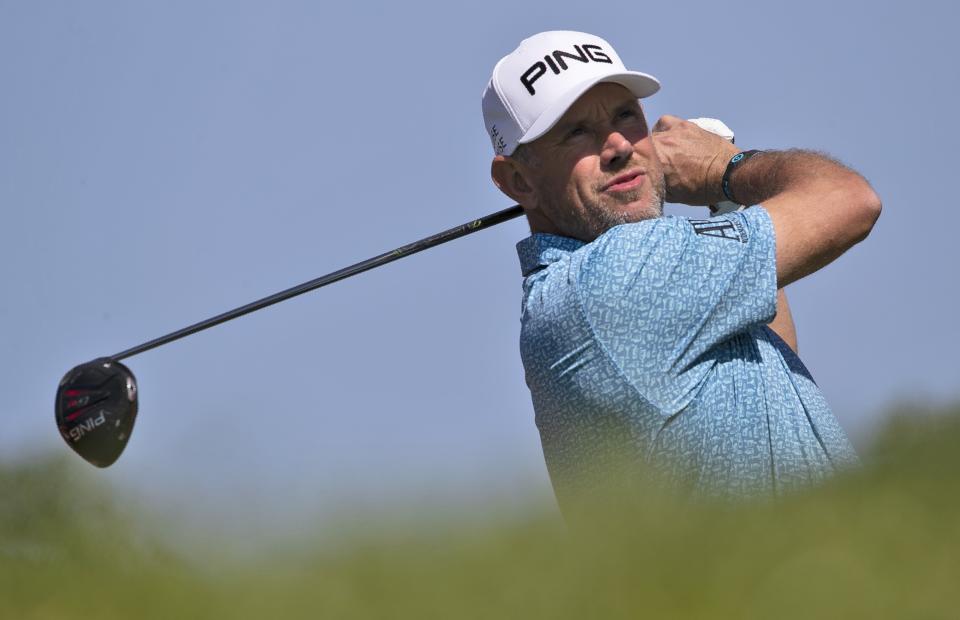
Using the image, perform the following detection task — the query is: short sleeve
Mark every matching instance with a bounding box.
[577,207,778,413]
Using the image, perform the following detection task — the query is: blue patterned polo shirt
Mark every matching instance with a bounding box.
[517,207,858,507]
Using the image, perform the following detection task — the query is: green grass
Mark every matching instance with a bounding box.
[3,404,960,619]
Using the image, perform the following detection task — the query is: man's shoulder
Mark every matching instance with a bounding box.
[575,216,696,293]
[520,216,697,308]
[585,216,685,259]
[581,209,775,284]
[588,210,771,255]
[520,208,775,314]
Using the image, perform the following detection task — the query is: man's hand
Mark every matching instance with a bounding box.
[651,115,739,206]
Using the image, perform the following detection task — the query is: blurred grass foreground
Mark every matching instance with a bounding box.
[3,403,960,619]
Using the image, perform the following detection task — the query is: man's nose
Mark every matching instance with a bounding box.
[601,131,633,167]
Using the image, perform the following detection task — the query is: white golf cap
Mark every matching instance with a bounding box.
[482,31,660,156]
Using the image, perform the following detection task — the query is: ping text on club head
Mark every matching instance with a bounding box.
[67,410,107,442]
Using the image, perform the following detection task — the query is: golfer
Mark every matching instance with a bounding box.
[482,31,881,509]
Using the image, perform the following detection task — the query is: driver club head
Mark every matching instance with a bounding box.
[55,358,138,468]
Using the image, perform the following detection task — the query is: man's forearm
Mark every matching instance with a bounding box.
[726,149,855,208]
[725,149,881,288]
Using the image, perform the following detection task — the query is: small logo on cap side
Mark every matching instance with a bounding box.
[490,124,508,155]
[520,44,613,96]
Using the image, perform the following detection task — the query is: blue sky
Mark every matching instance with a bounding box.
[2,0,958,535]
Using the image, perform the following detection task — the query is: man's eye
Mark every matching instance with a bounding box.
[618,109,638,120]
[567,126,587,139]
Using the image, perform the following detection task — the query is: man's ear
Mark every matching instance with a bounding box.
[491,155,537,207]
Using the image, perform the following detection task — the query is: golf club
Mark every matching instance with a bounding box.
[56,117,738,469]
[56,204,524,467]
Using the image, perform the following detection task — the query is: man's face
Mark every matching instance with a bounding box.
[519,83,665,241]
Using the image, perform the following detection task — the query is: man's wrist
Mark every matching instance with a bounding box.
[721,150,764,205]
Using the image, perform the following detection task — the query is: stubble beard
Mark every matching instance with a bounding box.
[590,172,666,237]
[537,172,667,242]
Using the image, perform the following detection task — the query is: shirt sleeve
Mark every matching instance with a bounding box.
[577,207,778,414]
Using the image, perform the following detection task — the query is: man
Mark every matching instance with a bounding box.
[481,31,881,510]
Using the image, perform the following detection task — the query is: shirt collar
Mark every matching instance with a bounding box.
[516,233,586,277]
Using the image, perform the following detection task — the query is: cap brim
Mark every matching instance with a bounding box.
[517,71,660,146]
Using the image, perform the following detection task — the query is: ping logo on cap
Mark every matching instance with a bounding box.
[481,31,660,156]
[520,44,614,96]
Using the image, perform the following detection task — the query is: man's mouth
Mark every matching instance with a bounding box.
[603,170,645,193]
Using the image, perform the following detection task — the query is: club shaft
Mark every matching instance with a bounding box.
[110,205,525,361]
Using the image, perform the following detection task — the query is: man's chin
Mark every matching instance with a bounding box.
[588,195,662,237]
[613,193,664,223]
